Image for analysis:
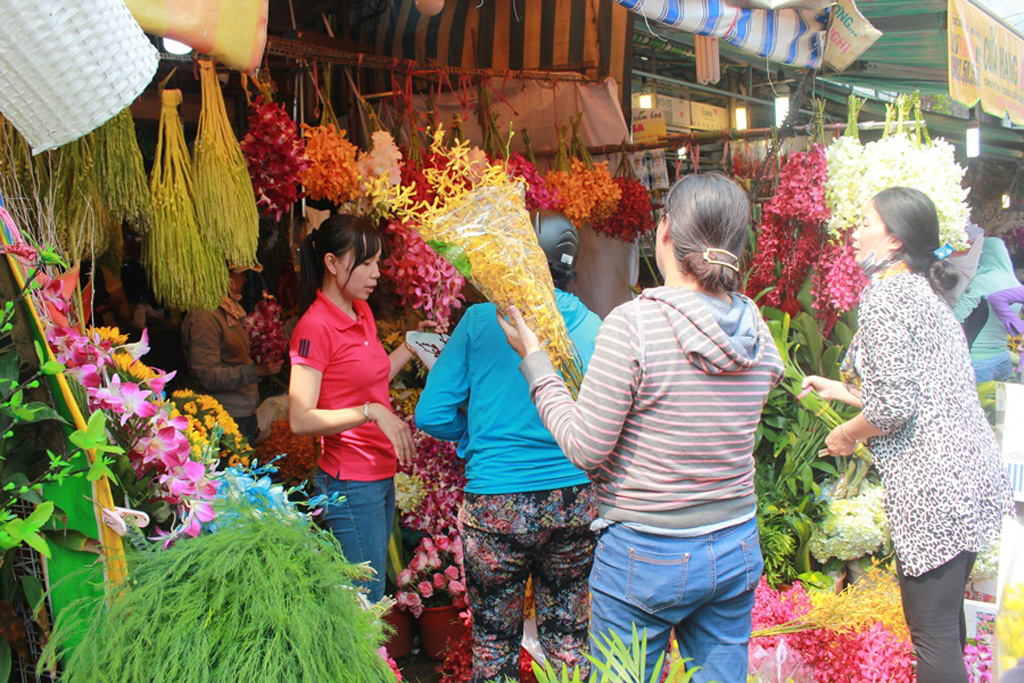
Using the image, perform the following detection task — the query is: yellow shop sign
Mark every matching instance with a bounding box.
[947,0,1024,125]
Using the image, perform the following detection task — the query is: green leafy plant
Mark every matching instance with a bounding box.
[42,504,395,682]
[532,626,700,683]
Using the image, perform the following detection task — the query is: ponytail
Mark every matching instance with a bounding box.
[296,215,382,316]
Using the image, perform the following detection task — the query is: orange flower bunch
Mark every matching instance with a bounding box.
[300,124,362,205]
[256,420,317,482]
[545,158,621,227]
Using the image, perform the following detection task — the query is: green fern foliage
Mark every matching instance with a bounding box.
[42,507,394,682]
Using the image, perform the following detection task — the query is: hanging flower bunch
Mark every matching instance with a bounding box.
[591,176,655,243]
[358,131,404,188]
[808,480,890,564]
[394,532,468,616]
[255,420,317,482]
[746,145,829,313]
[47,326,217,539]
[825,94,970,249]
[437,607,474,682]
[544,121,621,227]
[811,238,868,321]
[240,96,310,219]
[751,569,915,682]
[169,390,253,467]
[300,123,362,205]
[242,295,286,365]
[506,151,562,211]
[398,427,466,535]
[381,218,465,324]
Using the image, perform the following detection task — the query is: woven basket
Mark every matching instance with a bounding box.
[0,1,158,154]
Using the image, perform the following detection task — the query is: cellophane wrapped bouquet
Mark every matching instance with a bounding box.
[368,130,583,394]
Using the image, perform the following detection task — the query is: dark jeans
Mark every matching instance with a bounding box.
[897,550,977,683]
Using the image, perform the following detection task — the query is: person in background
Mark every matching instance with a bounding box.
[415,211,602,683]
[498,173,784,683]
[182,263,281,443]
[288,214,437,603]
[988,284,1024,378]
[801,187,1011,683]
[952,234,1021,383]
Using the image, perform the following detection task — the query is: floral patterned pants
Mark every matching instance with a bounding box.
[460,485,596,683]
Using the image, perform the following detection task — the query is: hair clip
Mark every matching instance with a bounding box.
[702,248,741,274]
[933,244,954,260]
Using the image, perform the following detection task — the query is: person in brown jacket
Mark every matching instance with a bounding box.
[182,265,282,442]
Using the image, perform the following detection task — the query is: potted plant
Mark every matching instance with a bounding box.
[394,532,467,660]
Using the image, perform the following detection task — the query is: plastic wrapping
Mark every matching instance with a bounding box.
[997,517,1024,678]
[418,182,583,394]
[748,639,815,682]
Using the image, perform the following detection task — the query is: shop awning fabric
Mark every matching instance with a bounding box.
[611,0,830,68]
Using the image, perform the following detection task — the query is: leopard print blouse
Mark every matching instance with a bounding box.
[844,268,1012,577]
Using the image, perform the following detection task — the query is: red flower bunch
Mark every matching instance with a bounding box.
[750,578,915,682]
[381,218,465,325]
[592,177,655,243]
[746,145,829,313]
[437,607,473,682]
[240,97,310,219]
[400,150,474,208]
[377,647,402,681]
[395,533,468,616]
[812,238,868,332]
[242,296,286,365]
[506,152,562,211]
[398,427,467,535]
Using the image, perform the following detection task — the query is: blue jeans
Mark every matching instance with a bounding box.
[973,353,1013,384]
[312,470,395,603]
[588,517,763,683]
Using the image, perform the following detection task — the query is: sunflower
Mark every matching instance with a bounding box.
[89,326,129,346]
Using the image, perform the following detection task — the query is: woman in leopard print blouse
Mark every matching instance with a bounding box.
[802,187,1011,683]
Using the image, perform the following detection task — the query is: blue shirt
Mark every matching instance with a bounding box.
[415,290,602,494]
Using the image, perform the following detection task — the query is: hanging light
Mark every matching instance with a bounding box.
[735,107,748,131]
[966,123,980,158]
[1003,194,1011,209]
[638,93,654,110]
[774,96,790,127]
[162,38,192,55]
[414,0,445,16]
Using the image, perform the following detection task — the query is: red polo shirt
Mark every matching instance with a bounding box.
[289,290,395,481]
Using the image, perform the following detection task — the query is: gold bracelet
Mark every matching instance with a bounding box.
[363,402,371,423]
[840,423,856,443]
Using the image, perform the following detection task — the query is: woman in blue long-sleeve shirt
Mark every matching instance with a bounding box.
[415,211,601,683]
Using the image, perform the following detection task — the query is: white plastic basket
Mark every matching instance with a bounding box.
[0,1,158,154]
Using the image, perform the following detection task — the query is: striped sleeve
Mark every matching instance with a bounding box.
[520,307,640,473]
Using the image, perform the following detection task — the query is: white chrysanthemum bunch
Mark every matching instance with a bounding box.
[810,481,890,563]
[394,471,426,514]
[825,133,970,249]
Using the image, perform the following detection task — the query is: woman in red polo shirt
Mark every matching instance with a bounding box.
[289,214,427,602]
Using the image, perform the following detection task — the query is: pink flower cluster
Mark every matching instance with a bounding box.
[750,578,915,682]
[377,646,403,681]
[382,218,465,326]
[506,152,562,211]
[811,238,868,334]
[965,636,992,683]
[48,326,217,539]
[394,533,468,617]
[397,426,467,535]
[242,296,286,365]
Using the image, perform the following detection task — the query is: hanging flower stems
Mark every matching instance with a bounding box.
[146,89,228,311]
[194,60,259,268]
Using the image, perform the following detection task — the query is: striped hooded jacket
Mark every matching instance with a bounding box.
[520,287,784,529]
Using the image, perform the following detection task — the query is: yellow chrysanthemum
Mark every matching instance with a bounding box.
[184,402,198,415]
[172,389,196,400]
[227,455,241,467]
[89,326,129,346]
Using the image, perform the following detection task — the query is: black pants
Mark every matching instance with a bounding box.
[896,550,976,683]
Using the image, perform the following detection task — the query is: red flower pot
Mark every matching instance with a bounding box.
[417,604,462,661]
[383,606,416,660]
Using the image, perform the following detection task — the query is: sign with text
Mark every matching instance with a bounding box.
[656,94,692,128]
[824,0,882,72]
[948,0,1024,126]
[689,101,728,131]
[632,107,667,144]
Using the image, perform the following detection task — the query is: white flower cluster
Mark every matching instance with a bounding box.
[825,133,970,249]
[809,480,890,563]
[394,471,426,514]
[971,536,1000,582]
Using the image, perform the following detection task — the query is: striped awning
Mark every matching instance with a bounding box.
[611,0,829,68]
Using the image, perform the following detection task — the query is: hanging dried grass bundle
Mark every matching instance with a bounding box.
[194,60,259,267]
[51,135,110,260]
[94,108,154,233]
[146,89,228,310]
